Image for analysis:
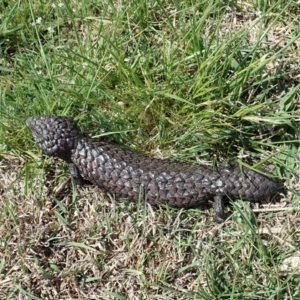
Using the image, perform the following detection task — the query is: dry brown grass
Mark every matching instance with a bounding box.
[1,152,300,299]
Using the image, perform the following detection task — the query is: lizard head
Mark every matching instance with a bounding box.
[26,116,81,158]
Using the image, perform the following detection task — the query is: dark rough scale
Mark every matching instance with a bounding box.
[26,116,281,222]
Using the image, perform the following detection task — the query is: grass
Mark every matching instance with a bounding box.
[1,0,300,299]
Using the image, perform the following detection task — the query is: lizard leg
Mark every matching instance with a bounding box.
[213,195,227,223]
[68,163,91,186]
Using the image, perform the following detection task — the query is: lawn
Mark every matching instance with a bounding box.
[1,0,300,299]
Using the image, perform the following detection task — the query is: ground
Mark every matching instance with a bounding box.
[1,1,300,299]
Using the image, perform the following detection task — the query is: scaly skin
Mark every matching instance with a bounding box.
[26,116,281,222]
